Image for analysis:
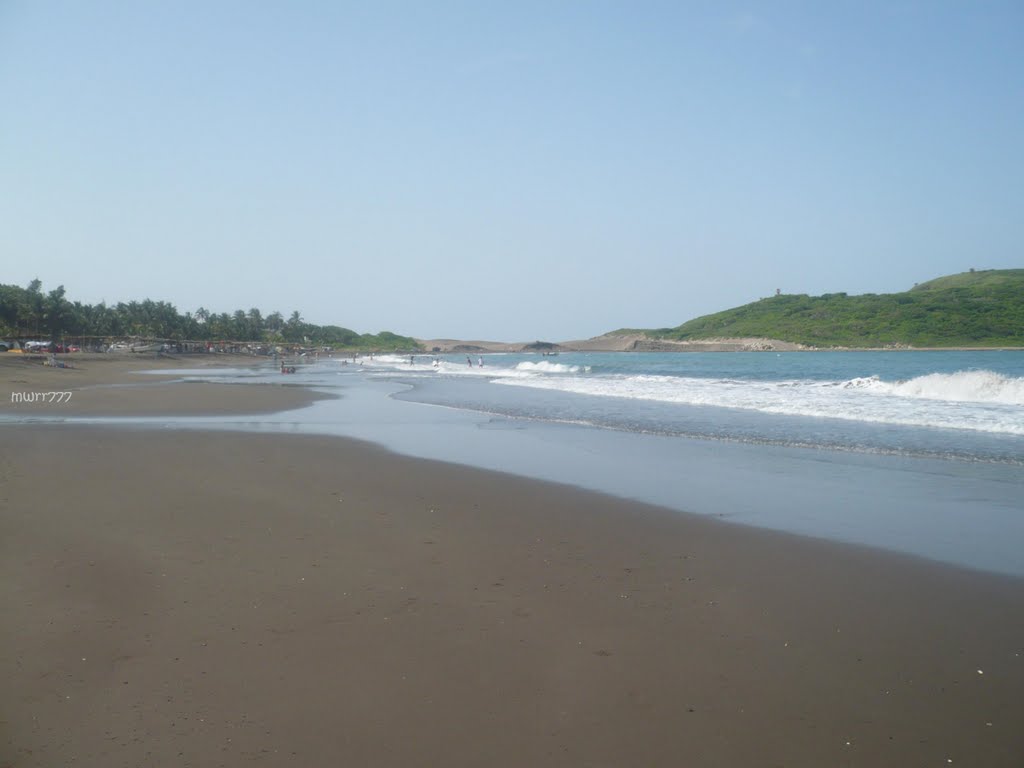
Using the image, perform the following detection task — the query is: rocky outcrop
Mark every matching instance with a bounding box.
[448,344,490,353]
[519,341,563,353]
[629,337,807,352]
[557,334,647,352]
[419,335,808,353]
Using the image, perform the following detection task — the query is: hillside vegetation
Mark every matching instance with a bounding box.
[641,270,1024,348]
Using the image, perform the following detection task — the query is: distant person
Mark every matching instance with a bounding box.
[478,356,484,367]
[466,356,472,367]
[409,355,414,365]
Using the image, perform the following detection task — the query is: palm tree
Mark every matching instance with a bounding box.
[247,308,263,340]
[284,310,303,342]
[232,310,248,340]
[44,285,69,339]
[26,279,45,336]
[265,311,284,335]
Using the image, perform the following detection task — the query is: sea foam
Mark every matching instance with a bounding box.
[496,369,1024,435]
[887,370,1024,405]
[514,360,584,374]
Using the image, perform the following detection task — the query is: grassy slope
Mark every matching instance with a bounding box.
[638,270,1024,348]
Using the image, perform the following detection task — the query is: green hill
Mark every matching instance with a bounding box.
[638,270,1024,348]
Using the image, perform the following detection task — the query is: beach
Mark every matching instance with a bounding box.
[2,358,1022,767]
[0,353,328,417]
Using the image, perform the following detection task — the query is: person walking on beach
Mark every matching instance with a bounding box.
[466,356,472,367]
[478,356,484,367]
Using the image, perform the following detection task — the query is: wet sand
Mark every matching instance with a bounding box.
[1,364,1022,767]
[0,353,326,416]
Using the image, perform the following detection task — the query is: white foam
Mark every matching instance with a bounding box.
[886,370,1024,405]
[514,360,584,374]
[358,355,593,379]
[496,370,1024,436]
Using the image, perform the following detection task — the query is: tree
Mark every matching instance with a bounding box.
[26,279,45,336]
[247,307,263,340]
[232,309,248,339]
[265,311,284,335]
[283,310,304,342]
[45,285,69,339]
[0,281,423,350]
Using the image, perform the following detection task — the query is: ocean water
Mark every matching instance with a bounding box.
[372,350,1024,464]
[9,350,1024,576]
[344,350,1024,577]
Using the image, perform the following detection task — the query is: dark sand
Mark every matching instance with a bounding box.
[1,361,1022,767]
[0,353,327,417]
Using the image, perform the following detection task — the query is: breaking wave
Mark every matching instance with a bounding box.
[496,369,1024,435]
[514,360,584,374]
[841,370,1024,405]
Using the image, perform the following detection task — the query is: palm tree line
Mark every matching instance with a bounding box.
[0,280,417,350]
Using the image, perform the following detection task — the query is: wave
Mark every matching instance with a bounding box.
[495,370,1024,436]
[356,355,591,378]
[514,360,584,374]
[862,370,1024,405]
[838,371,1024,405]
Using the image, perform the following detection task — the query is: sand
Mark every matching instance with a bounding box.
[1,360,1022,767]
[0,353,326,416]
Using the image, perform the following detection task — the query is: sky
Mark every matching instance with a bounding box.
[1,1,1022,341]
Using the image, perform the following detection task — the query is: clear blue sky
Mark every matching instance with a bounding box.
[2,1,1021,340]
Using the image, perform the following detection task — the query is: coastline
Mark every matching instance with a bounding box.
[418,335,1024,353]
[2,357,1022,766]
[0,352,329,417]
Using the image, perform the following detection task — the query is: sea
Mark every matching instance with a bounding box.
[18,350,1024,577]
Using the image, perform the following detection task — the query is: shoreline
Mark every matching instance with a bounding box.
[4,352,1023,578]
[2,355,1023,766]
[418,336,1024,353]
